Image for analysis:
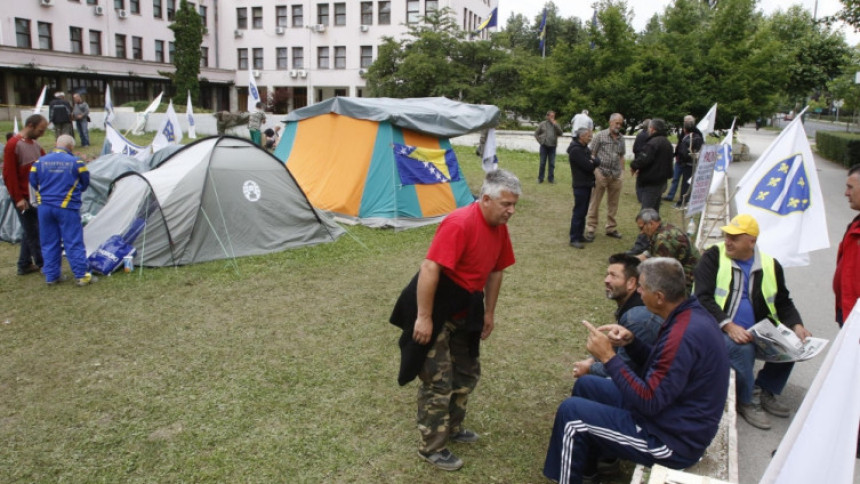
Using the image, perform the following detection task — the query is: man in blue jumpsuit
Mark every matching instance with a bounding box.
[29,134,96,286]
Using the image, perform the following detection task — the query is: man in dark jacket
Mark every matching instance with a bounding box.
[669,117,704,208]
[694,214,811,431]
[627,118,673,255]
[48,92,74,138]
[568,125,599,249]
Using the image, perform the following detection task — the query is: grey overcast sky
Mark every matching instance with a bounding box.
[498,1,860,45]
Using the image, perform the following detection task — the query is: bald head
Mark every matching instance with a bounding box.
[56,134,75,150]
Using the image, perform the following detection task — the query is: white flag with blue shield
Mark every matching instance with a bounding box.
[709,117,735,195]
[734,112,828,267]
[186,90,196,139]
[151,100,183,153]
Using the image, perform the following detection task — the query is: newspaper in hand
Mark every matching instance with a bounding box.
[749,319,828,363]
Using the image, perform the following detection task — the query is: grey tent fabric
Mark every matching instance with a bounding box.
[283,97,500,138]
[147,143,184,168]
[84,136,345,267]
[0,183,22,243]
[81,153,151,218]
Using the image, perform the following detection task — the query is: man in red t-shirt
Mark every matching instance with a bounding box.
[408,169,519,471]
[3,114,48,275]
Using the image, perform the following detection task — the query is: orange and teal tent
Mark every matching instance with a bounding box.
[273,97,499,228]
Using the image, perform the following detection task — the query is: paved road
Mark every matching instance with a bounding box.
[728,127,860,483]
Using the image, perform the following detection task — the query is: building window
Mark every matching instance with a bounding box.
[378,1,390,25]
[200,46,209,67]
[199,5,207,27]
[317,4,329,25]
[334,46,346,69]
[360,45,373,67]
[277,47,288,69]
[115,34,126,58]
[114,0,124,10]
[237,8,248,29]
[276,6,287,27]
[252,7,263,29]
[291,5,303,27]
[130,0,140,14]
[292,47,303,69]
[253,48,263,69]
[89,30,102,55]
[425,0,437,13]
[166,0,175,20]
[132,36,142,59]
[154,39,164,62]
[70,27,83,54]
[406,0,420,24]
[168,41,174,63]
[317,46,329,69]
[334,3,346,26]
[238,48,248,70]
[153,0,162,18]
[361,2,372,25]
[15,18,31,49]
[38,22,52,50]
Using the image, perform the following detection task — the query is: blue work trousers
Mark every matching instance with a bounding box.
[39,204,88,282]
[544,376,697,484]
[664,161,683,200]
[539,144,557,183]
[723,333,793,404]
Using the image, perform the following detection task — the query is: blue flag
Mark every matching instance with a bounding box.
[476,7,497,33]
[538,9,548,52]
[393,143,461,185]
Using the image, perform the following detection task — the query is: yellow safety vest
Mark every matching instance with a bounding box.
[714,242,780,323]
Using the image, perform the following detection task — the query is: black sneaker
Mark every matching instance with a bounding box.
[583,233,595,242]
[418,449,464,471]
[449,429,479,443]
[570,241,585,249]
[17,264,41,276]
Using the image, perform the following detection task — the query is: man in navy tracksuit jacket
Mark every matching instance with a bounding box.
[544,258,729,483]
[29,134,94,285]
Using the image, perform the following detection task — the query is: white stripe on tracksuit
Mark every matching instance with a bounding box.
[560,420,673,483]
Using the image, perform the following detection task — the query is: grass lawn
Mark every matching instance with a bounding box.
[0,123,689,482]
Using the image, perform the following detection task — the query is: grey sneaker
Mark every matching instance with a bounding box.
[760,389,791,417]
[738,402,771,430]
[418,449,463,471]
[76,273,99,286]
[449,429,479,444]
[46,275,70,286]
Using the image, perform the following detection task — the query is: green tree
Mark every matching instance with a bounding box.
[169,0,204,104]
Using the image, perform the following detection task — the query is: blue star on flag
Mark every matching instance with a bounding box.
[162,121,175,142]
[747,153,811,215]
[714,143,732,173]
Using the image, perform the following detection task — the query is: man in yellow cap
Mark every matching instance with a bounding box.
[693,214,812,430]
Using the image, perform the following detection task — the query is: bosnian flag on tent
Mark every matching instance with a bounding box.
[104,122,150,162]
[734,109,828,267]
[248,69,262,113]
[33,86,47,115]
[151,100,183,153]
[393,143,461,185]
[186,90,196,139]
[709,117,735,195]
[697,103,717,135]
[104,84,115,126]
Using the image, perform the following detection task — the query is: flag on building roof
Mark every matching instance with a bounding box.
[476,7,498,33]
[734,110,828,267]
[709,117,735,195]
[393,143,461,185]
[151,99,183,153]
[186,90,196,139]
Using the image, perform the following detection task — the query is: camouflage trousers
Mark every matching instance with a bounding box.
[416,318,481,453]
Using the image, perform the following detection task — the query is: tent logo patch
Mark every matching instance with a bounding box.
[243,180,261,202]
[747,153,810,215]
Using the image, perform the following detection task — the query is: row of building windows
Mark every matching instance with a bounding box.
[237,0,440,29]
[238,46,374,71]
[63,0,208,25]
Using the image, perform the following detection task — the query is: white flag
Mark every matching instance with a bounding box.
[151,100,183,153]
[248,69,262,113]
[186,90,196,139]
[760,301,860,484]
[709,117,735,195]
[104,84,115,125]
[482,128,498,172]
[104,122,150,162]
[33,86,47,115]
[131,91,164,135]
[734,112,829,267]
[143,91,164,117]
[697,103,717,135]
[13,117,19,134]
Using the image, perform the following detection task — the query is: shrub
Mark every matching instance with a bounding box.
[815,130,860,167]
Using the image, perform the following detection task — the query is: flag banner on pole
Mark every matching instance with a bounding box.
[143,91,163,116]
[131,91,163,135]
[104,84,115,126]
[393,143,461,185]
[709,117,735,195]
[590,9,598,50]
[697,103,717,135]
[760,301,860,484]
[482,128,498,173]
[248,69,261,113]
[685,144,720,216]
[104,122,150,162]
[734,114,829,267]
[475,7,497,33]
[151,100,183,153]
[33,86,47,115]
[186,91,196,139]
[538,9,548,53]
[13,117,19,134]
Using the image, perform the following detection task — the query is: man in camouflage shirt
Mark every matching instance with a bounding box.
[635,208,699,293]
